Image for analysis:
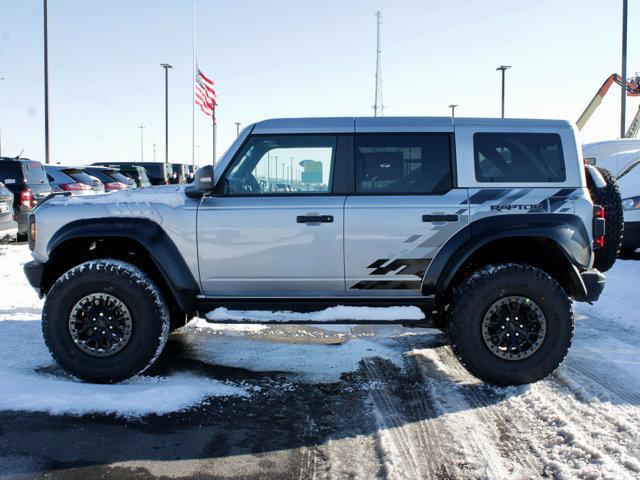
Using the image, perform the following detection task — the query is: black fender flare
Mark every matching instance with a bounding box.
[46,217,200,312]
[423,214,592,298]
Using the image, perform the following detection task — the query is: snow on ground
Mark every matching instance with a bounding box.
[2,243,640,479]
[575,257,640,331]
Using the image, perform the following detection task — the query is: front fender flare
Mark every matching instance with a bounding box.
[46,217,200,312]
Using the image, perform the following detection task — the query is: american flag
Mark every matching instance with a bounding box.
[194,65,217,119]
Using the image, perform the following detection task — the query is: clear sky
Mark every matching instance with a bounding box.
[1,0,639,166]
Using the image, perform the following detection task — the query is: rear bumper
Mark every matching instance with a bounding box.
[622,221,640,249]
[16,210,29,234]
[23,260,45,297]
[575,269,606,303]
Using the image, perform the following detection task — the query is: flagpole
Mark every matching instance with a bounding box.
[191,0,196,167]
[212,106,216,164]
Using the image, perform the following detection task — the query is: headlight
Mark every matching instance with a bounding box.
[622,196,640,210]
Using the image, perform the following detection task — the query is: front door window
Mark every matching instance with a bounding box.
[224,135,337,195]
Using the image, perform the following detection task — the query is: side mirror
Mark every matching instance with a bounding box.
[185,165,215,198]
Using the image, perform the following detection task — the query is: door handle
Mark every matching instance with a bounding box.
[297,215,334,223]
[422,214,459,222]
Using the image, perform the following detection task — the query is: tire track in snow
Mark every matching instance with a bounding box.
[432,340,640,479]
[428,346,546,478]
[408,346,536,479]
[562,348,640,406]
[362,358,433,479]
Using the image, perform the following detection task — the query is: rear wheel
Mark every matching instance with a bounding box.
[448,263,573,386]
[587,166,624,272]
[42,259,170,383]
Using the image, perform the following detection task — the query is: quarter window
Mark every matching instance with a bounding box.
[355,134,453,194]
[224,135,336,195]
[474,132,566,182]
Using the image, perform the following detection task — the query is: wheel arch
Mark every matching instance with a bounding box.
[42,218,200,313]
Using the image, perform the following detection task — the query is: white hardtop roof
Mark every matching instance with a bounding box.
[251,116,572,134]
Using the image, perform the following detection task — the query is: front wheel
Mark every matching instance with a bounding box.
[42,259,170,383]
[448,263,574,386]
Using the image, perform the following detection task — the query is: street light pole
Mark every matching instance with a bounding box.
[138,125,144,162]
[160,64,172,164]
[449,104,458,118]
[43,0,50,164]
[621,0,628,138]
[496,65,511,118]
[0,76,4,157]
[235,122,241,137]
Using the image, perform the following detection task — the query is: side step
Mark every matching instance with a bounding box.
[194,297,437,328]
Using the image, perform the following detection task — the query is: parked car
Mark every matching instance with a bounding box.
[94,162,173,185]
[83,166,132,192]
[583,139,640,255]
[45,166,104,195]
[92,163,151,188]
[24,116,620,385]
[0,157,52,238]
[0,182,17,243]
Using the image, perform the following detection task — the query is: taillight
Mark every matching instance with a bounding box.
[60,183,91,192]
[104,182,127,191]
[19,189,34,209]
[593,205,605,249]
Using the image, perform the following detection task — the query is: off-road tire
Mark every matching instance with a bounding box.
[42,259,170,383]
[587,166,624,272]
[448,263,574,386]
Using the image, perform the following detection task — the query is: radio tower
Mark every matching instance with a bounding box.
[373,10,384,116]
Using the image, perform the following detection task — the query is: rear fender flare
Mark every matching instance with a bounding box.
[423,214,591,297]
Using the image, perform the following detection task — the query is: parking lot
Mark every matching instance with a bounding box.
[0,243,638,480]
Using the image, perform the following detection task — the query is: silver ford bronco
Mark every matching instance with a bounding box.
[23,117,621,385]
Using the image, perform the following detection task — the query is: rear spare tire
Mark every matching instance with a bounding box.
[448,263,574,386]
[586,166,623,272]
[42,259,170,383]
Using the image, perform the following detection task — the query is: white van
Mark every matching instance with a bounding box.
[583,140,640,254]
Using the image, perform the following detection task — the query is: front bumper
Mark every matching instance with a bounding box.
[575,269,606,303]
[24,260,45,297]
[622,221,640,249]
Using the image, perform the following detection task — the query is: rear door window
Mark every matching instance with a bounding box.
[354,134,453,194]
[474,133,566,182]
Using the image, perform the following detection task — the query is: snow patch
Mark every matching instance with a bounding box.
[206,305,424,322]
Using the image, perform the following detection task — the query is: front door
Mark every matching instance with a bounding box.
[198,134,346,296]
[344,132,469,296]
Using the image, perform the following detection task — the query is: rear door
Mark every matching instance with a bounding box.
[198,133,350,296]
[344,121,469,296]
